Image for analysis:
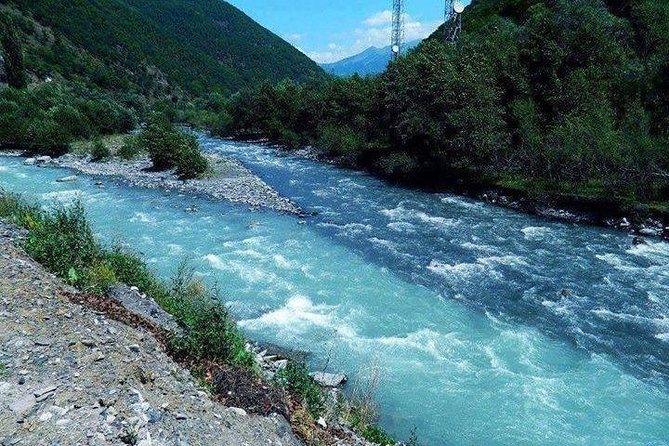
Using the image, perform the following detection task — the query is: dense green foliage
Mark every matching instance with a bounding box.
[90,138,111,162]
[138,114,209,179]
[0,11,27,88]
[166,262,255,368]
[7,0,324,96]
[0,82,136,155]
[222,0,669,207]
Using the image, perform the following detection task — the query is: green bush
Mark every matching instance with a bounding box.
[80,261,117,294]
[275,361,324,419]
[104,247,172,311]
[360,425,396,445]
[117,136,142,160]
[175,134,209,180]
[23,117,71,156]
[166,263,254,368]
[139,113,209,179]
[91,139,111,162]
[22,201,101,286]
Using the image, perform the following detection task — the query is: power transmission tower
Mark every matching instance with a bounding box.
[444,0,464,43]
[391,0,404,60]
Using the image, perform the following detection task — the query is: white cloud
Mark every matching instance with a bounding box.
[364,10,393,26]
[286,33,304,42]
[309,10,441,64]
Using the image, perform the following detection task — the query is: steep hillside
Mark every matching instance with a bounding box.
[8,0,324,95]
[320,40,421,77]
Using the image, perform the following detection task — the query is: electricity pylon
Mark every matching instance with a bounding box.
[444,0,464,43]
[391,0,404,60]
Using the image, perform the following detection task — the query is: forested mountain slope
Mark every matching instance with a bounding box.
[222,0,669,218]
[6,0,324,95]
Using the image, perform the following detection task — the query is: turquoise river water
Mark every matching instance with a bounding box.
[1,136,668,445]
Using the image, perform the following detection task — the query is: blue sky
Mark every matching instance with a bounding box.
[226,0,453,63]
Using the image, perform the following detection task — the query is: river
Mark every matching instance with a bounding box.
[1,135,668,445]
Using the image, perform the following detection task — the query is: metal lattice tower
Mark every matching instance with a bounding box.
[444,0,463,43]
[391,0,404,60]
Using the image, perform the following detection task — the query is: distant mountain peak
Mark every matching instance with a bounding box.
[319,39,421,77]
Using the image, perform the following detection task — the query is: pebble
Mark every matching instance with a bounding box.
[9,394,36,415]
[228,407,247,417]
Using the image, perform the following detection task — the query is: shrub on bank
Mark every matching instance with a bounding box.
[0,193,250,368]
[166,261,255,367]
[275,361,324,418]
[139,114,209,179]
[91,138,111,162]
[117,135,142,160]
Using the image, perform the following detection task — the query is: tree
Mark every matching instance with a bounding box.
[0,12,28,88]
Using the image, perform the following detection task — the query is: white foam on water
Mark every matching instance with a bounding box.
[460,241,500,254]
[478,255,529,268]
[233,249,265,259]
[522,226,553,241]
[239,294,356,338]
[440,195,483,209]
[41,189,82,203]
[273,254,297,269]
[372,328,455,361]
[591,308,669,333]
[415,211,456,227]
[167,243,183,255]
[367,237,414,260]
[204,253,226,270]
[130,212,157,224]
[318,222,372,235]
[627,241,669,263]
[655,332,669,342]
[386,221,416,233]
[427,260,486,279]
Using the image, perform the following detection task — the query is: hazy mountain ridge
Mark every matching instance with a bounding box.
[320,40,421,77]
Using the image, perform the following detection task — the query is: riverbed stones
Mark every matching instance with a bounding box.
[55,151,303,215]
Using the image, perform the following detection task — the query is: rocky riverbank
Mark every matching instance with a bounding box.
[0,224,302,446]
[244,140,669,241]
[21,152,304,216]
[0,223,385,446]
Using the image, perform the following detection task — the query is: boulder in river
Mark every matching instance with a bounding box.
[310,372,347,388]
[35,156,52,164]
[24,158,37,166]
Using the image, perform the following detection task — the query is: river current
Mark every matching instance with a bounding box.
[1,136,668,445]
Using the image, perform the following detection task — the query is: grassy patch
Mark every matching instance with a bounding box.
[0,361,7,378]
[275,361,324,419]
[71,134,133,157]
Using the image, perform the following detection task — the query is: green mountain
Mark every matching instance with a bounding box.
[7,0,324,95]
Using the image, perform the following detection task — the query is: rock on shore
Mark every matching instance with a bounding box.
[0,227,302,446]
